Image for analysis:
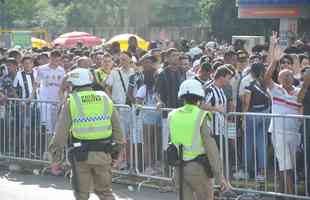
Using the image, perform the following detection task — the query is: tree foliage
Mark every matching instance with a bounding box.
[149,0,202,26]
[3,0,305,41]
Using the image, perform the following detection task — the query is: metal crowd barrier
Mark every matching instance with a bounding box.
[0,98,59,163]
[221,112,310,199]
[1,98,310,199]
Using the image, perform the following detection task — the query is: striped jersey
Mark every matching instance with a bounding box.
[269,83,302,135]
[204,80,227,135]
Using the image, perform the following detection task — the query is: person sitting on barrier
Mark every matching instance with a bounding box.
[264,32,302,194]
[49,68,124,200]
[242,62,271,181]
[168,79,231,200]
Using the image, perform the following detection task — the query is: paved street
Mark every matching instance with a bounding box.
[0,170,176,200]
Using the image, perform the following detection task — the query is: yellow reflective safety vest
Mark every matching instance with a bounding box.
[69,90,113,140]
[168,104,212,161]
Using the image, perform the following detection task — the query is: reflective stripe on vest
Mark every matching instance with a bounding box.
[72,125,112,134]
[69,91,113,140]
[168,105,209,161]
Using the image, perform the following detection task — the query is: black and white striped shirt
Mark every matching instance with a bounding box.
[204,80,227,135]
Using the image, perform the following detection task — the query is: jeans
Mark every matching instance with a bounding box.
[245,108,270,176]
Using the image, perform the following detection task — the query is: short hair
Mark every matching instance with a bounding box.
[8,50,22,59]
[200,55,210,64]
[179,54,190,60]
[50,50,62,58]
[214,65,234,79]
[224,50,237,60]
[21,56,33,63]
[212,62,223,71]
[166,48,178,57]
[7,58,18,65]
[62,54,73,60]
[280,54,293,65]
[121,51,132,58]
[225,64,236,77]
[128,36,137,42]
[103,52,113,58]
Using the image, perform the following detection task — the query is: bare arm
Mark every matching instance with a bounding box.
[242,91,251,112]
[264,31,284,89]
[264,60,277,89]
[298,76,310,103]
[127,86,135,104]
[200,102,225,113]
[298,85,307,103]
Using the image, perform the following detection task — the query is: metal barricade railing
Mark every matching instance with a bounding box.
[222,112,310,199]
[1,98,310,199]
[0,98,59,163]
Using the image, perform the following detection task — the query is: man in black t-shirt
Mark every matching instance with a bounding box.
[155,48,185,109]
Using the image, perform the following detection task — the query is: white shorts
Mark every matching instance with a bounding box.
[40,103,58,135]
[271,132,301,171]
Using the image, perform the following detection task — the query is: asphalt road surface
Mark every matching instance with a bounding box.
[0,170,176,200]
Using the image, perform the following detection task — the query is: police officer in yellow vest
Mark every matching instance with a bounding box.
[168,79,231,200]
[49,68,124,200]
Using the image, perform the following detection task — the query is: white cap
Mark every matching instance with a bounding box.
[66,68,94,87]
[188,47,203,59]
[178,79,205,98]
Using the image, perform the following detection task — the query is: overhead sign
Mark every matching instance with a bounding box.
[11,31,32,48]
[239,7,300,18]
[237,0,310,6]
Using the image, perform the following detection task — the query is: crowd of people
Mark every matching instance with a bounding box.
[0,32,310,194]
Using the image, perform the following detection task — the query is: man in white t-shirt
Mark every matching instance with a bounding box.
[106,52,134,169]
[106,52,134,105]
[35,50,64,137]
[265,37,302,194]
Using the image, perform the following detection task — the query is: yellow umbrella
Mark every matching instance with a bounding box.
[106,33,149,51]
[32,37,48,48]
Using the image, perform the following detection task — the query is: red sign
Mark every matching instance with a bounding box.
[239,7,300,17]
